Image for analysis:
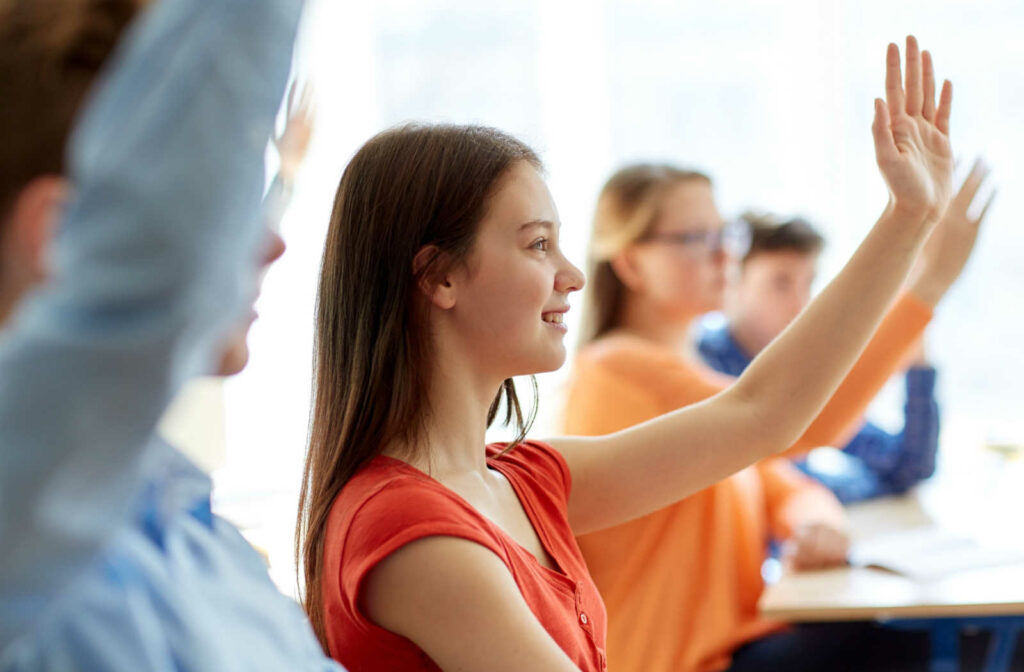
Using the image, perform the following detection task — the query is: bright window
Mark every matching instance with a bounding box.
[201,0,1023,592]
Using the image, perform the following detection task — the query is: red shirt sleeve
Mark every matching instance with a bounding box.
[487,440,573,507]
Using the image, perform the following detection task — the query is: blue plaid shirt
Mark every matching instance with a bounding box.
[0,0,342,669]
[698,325,940,503]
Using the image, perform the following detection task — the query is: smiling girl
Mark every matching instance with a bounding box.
[299,38,955,672]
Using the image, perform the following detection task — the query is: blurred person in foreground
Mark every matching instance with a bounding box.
[0,0,343,669]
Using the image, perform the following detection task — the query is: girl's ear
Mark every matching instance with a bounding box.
[609,245,646,293]
[412,244,456,310]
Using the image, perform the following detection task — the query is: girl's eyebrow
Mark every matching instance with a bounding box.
[518,219,555,233]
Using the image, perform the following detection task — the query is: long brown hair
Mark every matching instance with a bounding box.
[297,123,542,649]
[578,163,711,344]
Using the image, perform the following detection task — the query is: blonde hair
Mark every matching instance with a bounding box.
[578,163,711,344]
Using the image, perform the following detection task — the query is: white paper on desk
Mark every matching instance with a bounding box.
[849,526,1024,582]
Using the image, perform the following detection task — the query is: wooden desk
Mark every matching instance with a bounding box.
[760,491,1024,671]
[761,493,1024,621]
[760,564,1024,622]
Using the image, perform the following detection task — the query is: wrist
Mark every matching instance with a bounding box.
[885,199,937,230]
[874,204,932,257]
[907,274,946,308]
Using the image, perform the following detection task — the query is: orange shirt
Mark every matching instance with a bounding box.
[562,294,932,672]
[321,441,609,671]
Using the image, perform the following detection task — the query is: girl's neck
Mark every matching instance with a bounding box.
[383,343,500,480]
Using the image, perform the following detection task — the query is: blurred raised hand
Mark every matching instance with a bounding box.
[273,80,316,180]
[909,157,995,306]
[871,36,954,224]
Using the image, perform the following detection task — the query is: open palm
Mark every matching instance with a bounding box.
[872,36,954,222]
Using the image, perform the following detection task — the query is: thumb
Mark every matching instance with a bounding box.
[872,98,899,166]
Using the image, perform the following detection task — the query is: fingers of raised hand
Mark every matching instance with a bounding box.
[888,37,951,136]
[904,35,924,117]
[286,80,316,122]
[294,81,316,118]
[922,51,937,121]
[936,80,953,135]
[954,158,992,213]
[872,98,899,164]
[886,42,905,120]
[962,167,996,230]
[977,190,997,224]
[286,80,299,115]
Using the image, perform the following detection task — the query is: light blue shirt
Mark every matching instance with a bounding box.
[0,0,342,668]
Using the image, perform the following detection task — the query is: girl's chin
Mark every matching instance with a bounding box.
[535,359,566,375]
[538,346,568,373]
[511,347,567,377]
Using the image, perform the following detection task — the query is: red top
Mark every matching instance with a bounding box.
[321,440,608,671]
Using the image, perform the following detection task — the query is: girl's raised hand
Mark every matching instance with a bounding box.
[872,36,954,224]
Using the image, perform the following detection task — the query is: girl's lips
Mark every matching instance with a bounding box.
[542,312,568,333]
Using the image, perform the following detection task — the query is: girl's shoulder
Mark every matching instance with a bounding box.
[330,443,570,551]
[330,456,485,539]
[325,458,503,595]
[486,439,572,504]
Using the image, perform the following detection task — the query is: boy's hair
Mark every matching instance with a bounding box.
[0,0,146,218]
[740,211,824,264]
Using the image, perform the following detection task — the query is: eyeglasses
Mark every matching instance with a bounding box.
[642,219,751,258]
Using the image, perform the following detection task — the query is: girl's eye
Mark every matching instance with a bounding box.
[530,238,550,252]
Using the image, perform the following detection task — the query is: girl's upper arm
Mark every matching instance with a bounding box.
[362,535,581,672]
[551,355,753,536]
[551,384,761,535]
